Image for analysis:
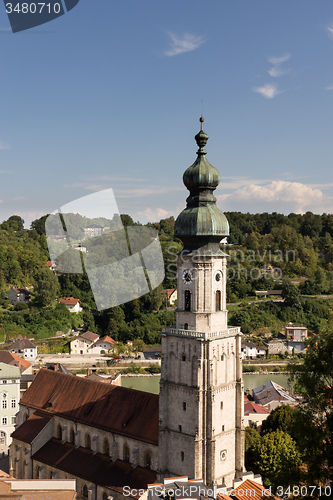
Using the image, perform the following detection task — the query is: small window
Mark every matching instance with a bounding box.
[123,445,130,462]
[144,452,151,469]
[103,438,110,456]
[220,402,223,410]
[184,323,188,330]
[102,493,108,500]
[183,402,186,411]
[2,381,7,385]
[179,425,182,432]
[181,451,184,462]
[221,354,224,361]
[11,399,16,409]
[182,355,186,362]
[2,401,7,410]
[12,380,16,384]
[57,425,62,440]
[82,485,88,498]
[85,434,91,450]
[11,416,16,425]
[184,290,191,311]
[222,425,225,432]
[216,290,221,311]
[69,429,75,444]
[2,417,7,425]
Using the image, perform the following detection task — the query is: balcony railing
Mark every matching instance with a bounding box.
[162,326,241,340]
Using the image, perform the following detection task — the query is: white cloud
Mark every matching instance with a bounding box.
[327,23,333,39]
[138,207,172,222]
[267,53,290,78]
[217,181,325,214]
[165,32,205,56]
[253,84,281,99]
[267,54,291,66]
[326,85,333,90]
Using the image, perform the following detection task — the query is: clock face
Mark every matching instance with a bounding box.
[215,271,222,283]
[182,269,193,284]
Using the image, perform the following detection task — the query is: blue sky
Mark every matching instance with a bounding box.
[1,0,333,227]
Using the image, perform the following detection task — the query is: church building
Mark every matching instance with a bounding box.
[159,118,244,487]
[10,119,244,497]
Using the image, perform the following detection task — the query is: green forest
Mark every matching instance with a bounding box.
[0,211,333,343]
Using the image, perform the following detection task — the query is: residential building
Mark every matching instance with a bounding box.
[162,289,177,305]
[241,342,265,360]
[243,401,270,429]
[59,297,83,313]
[11,369,158,500]
[0,351,32,375]
[8,288,30,306]
[46,260,57,271]
[90,336,117,355]
[252,381,296,411]
[84,224,104,238]
[8,338,37,360]
[159,120,244,487]
[70,331,99,355]
[284,323,307,341]
[0,362,21,447]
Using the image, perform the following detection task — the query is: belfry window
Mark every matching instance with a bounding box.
[185,291,191,311]
[216,290,221,311]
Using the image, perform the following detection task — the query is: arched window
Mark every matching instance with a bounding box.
[123,444,130,462]
[184,291,191,311]
[103,438,110,456]
[57,424,62,440]
[82,485,88,498]
[216,290,221,311]
[144,452,151,469]
[184,323,188,330]
[102,493,108,500]
[85,434,91,450]
[69,429,75,444]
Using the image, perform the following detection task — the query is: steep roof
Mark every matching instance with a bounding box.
[20,369,158,445]
[0,351,31,373]
[59,297,80,306]
[244,401,270,415]
[33,438,156,497]
[9,338,36,350]
[11,411,52,444]
[95,335,117,345]
[218,479,278,500]
[79,331,99,343]
[0,362,21,379]
[253,380,296,406]
[10,287,30,295]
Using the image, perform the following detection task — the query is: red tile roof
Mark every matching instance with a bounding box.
[20,369,158,445]
[59,297,80,306]
[244,401,270,415]
[9,338,36,350]
[218,479,278,500]
[0,351,31,373]
[80,331,99,343]
[98,336,117,345]
[33,438,156,497]
[11,411,52,444]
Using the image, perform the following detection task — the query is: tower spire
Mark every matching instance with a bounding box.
[174,118,229,252]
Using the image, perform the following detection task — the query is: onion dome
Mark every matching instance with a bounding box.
[174,118,229,252]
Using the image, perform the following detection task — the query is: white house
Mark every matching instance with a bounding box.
[70,331,99,355]
[8,288,30,306]
[243,401,270,429]
[90,336,117,355]
[8,338,37,360]
[59,297,83,313]
[0,362,21,447]
[241,342,265,360]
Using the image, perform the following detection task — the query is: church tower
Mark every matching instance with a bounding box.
[159,118,244,487]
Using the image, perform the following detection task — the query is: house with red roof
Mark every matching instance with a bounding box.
[59,297,82,313]
[244,401,270,430]
[70,331,99,355]
[162,289,177,305]
[91,336,117,355]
